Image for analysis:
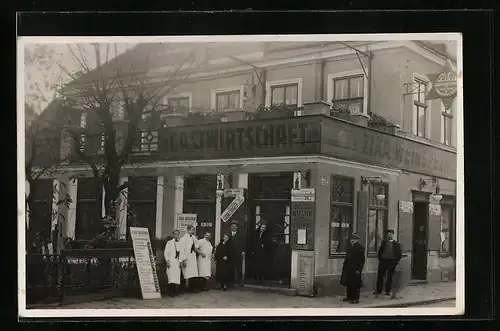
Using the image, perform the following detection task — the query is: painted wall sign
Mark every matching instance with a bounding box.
[161,117,321,160]
[297,250,315,297]
[129,227,162,300]
[224,188,244,198]
[291,188,316,202]
[321,118,456,180]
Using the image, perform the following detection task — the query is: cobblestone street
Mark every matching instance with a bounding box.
[45,282,456,309]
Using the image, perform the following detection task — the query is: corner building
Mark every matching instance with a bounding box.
[34,40,458,294]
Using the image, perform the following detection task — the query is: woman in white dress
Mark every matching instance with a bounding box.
[197,232,214,290]
[179,225,199,292]
[164,230,181,297]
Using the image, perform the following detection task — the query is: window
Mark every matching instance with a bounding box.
[413,77,429,138]
[216,90,240,111]
[367,182,388,254]
[127,177,157,240]
[331,75,365,114]
[132,130,159,153]
[442,105,453,145]
[75,178,102,240]
[330,176,354,255]
[440,204,455,256]
[271,83,298,106]
[168,97,190,112]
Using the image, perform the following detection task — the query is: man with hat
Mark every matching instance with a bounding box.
[375,229,402,296]
[228,220,245,286]
[340,233,365,304]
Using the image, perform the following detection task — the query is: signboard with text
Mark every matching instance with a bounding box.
[426,60,458,110]
[290,189,315,251]
[297,250,315,297]
[176,213,197,236]
[220,193,245,223]
[129,227,161,300]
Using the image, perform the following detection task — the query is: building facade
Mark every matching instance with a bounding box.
[29,40,458,294]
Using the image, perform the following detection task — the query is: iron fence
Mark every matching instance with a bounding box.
[26,248,168,306]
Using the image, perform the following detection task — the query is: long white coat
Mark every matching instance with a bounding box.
[164,239,181,285]
[197,238,213,278]
[179,234,199,280]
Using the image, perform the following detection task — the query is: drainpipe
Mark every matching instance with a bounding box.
[320,60,326,101]
[260,69,267,106]
[367,51,373,115]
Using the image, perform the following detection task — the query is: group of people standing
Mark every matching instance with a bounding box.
[340,229,402,304]
[163,221,247,296]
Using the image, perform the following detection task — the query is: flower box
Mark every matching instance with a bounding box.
[369,123,398,135]
[349,113,369,127]
[330,111,351,121]
[224,110,248,122]
[162,113,186,127]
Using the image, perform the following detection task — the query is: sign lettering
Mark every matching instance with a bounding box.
[221,193,245,223]
[129,227,161,300]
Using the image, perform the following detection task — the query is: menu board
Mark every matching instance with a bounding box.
[129,227,162,300]
[297,250,315,297]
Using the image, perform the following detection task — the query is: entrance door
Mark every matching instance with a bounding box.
[247,201,291,285]
[412,202,428,280]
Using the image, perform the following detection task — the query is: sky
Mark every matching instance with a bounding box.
[24,43,136,113]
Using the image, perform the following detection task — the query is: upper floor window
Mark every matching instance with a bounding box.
[168,96,190,112]
[331,75,365,113]
[412,76,429,138]
[271,83,298,106]
[441,104,453,146]
[132,130,159,153]
[216,90,240,111]
[266,78,303,116]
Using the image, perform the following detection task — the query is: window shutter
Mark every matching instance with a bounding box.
[398,201,414,253]
[357,190,369,250]
[428,203,442,251]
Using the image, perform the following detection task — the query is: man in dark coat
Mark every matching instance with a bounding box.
[228,220,245,286]
[374,229,402,296]
[340,233,365,304]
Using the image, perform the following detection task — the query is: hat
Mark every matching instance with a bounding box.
[351,233,360,239]
[229,220,239,226]
[387,229,395,234]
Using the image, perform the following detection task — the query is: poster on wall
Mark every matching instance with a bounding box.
[297,250,315,297]
[290,188,315,251]
[176,213,197,236]
[330,240,339,255]
[129,227,162,300]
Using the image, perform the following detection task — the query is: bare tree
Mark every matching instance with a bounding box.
[43,43,195,240]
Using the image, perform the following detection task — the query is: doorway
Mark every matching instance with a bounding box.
[246,173,293,286]
[412,201,429,280]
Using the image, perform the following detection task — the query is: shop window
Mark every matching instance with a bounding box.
[367,182,388,254]
[127,176,158,240]
[330,176,354,256]
[75,178,103,240]
[440,204,455,256]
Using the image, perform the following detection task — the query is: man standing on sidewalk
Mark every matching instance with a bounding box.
[374,229,402,296]
[340,233,365,304]
[228,221,245,287]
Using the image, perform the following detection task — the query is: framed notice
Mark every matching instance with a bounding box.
[290,189,316,251]
[176,213,197,236]
[129,227,162,300]
[297,250,315,297]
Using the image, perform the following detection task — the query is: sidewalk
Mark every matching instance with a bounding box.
[41,281,456,310]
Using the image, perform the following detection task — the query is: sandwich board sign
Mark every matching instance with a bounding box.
[129,227,162,300]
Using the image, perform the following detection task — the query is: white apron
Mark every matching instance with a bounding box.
[164,239,181,285]
[179,234,199,280]
[197,238,213,278]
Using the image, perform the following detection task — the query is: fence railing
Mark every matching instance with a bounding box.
[26,248,169,306]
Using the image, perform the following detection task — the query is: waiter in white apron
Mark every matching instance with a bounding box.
[164,229,182,297]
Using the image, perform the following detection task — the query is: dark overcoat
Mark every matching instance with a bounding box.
[215,241,233,283]
[340,242,366,288]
